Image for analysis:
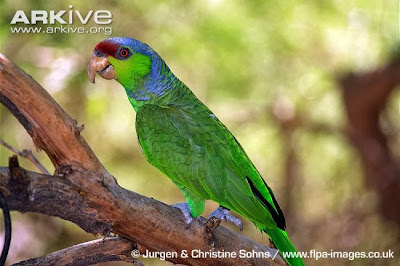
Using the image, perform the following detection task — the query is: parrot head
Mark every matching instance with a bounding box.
[88,37,181,106]
[88,37,154,87]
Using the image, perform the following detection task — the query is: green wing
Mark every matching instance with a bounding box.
[135,101,285,230]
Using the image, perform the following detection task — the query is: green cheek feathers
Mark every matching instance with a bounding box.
[128,97,139,111]
[108,53,151,88]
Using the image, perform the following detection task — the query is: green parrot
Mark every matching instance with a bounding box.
[88,37,304,266]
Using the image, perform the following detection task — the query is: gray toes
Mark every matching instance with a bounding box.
[209,207,244,231]
[172,203,194,226]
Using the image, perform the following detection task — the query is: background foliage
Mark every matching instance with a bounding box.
[1,0,399,265]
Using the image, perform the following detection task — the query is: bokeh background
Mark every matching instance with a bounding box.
[1,0,399,265]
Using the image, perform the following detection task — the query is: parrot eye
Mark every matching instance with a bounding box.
[95,50,104,57]
[117,48,131,59]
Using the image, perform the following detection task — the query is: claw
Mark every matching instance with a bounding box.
[209,206,243,231]
[172,203,194,228]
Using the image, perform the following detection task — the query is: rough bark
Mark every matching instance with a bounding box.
[13,237,142,266]
[0,54,285,265]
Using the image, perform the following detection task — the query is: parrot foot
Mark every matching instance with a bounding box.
[172,203,194,227]
[209,206,243,231]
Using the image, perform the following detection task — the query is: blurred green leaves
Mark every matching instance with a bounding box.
[1,0,399,265]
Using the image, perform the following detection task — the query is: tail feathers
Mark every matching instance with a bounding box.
[264,228,305,266]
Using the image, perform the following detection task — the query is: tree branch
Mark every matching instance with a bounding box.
[13,237,142,266]
[0,138,50,175]
[0,54,285,265]
[0,54,104,173]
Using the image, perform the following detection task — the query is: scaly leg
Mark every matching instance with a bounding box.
[209,206,243,231]
[172,183,205,228]
[172,202,194,227]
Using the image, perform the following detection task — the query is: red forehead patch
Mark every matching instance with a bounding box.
[94,41,120,57]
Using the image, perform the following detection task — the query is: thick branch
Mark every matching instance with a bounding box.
[13,237,142,266]
[0,159,283,265]
[0,54,103,172]
[0,54,285,265]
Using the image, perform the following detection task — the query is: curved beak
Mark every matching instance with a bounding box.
[87,54,115,83]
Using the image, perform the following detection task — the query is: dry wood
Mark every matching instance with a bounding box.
[13,237,142,266]
[0,138,50,175]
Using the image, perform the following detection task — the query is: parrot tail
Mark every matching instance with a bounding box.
[264,228,305,266]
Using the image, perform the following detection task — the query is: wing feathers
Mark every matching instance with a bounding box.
[136,103,284,229]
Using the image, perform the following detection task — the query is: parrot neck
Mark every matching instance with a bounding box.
[121,54,187,111]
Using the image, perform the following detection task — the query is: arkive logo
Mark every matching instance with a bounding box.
[10,5,112,25]
[9,5,113,35]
